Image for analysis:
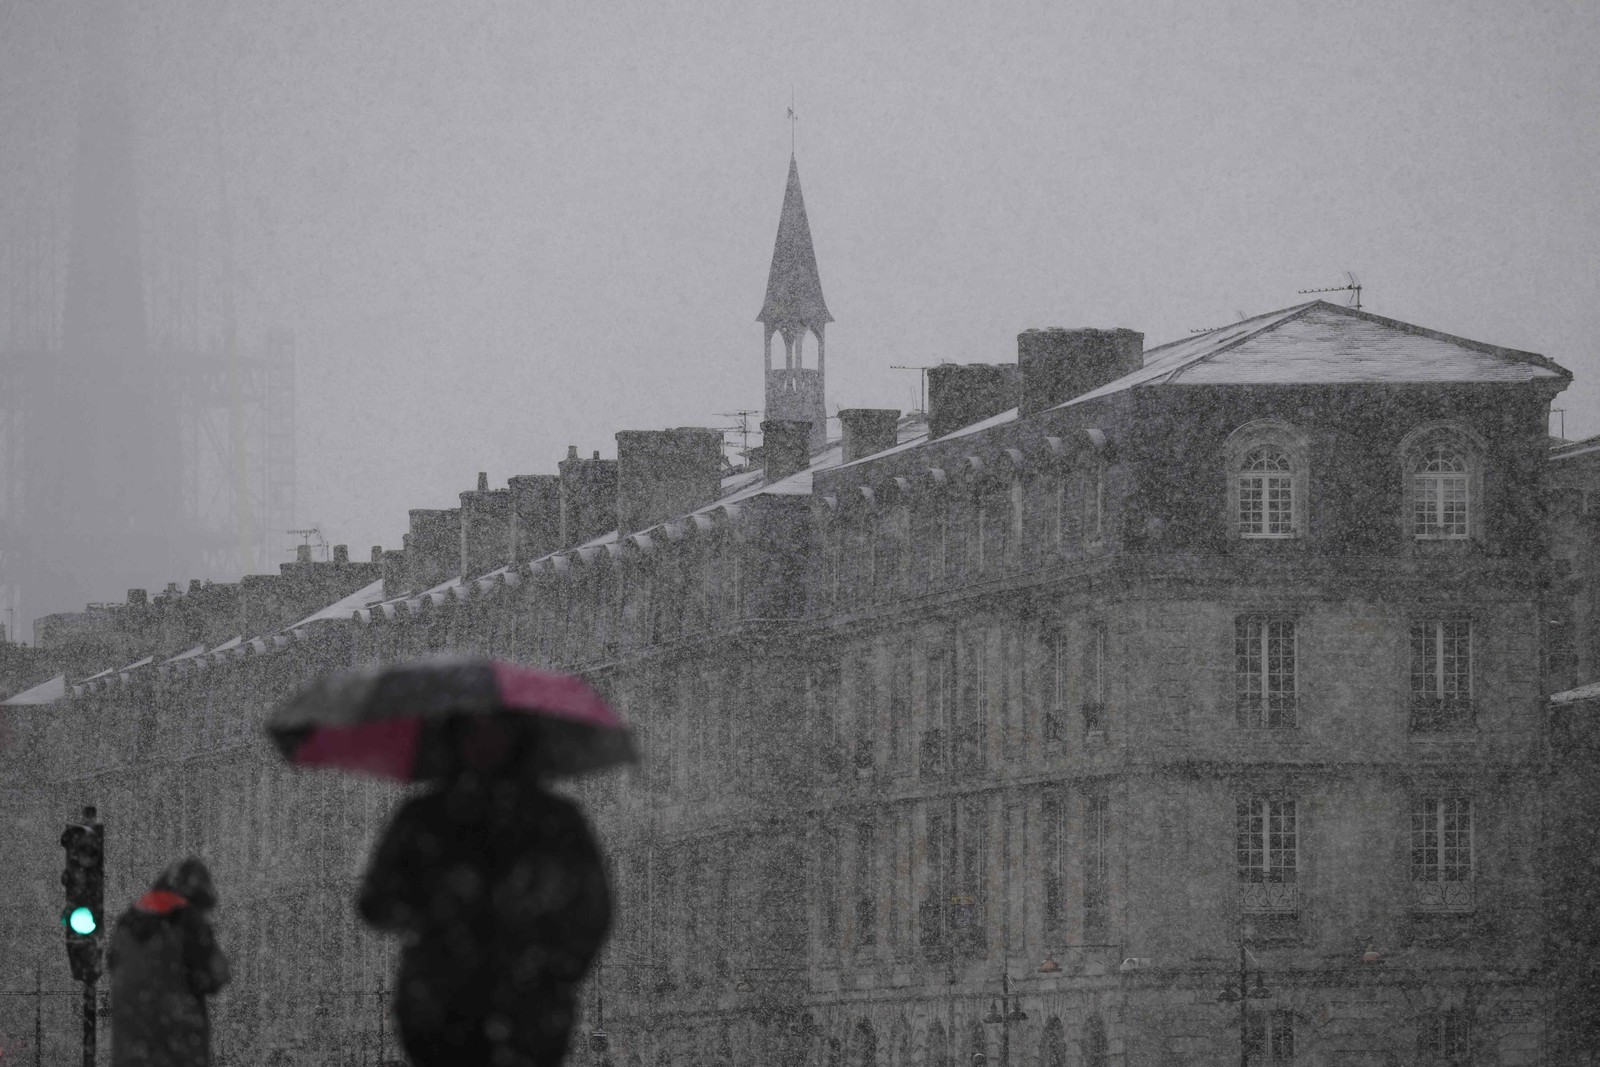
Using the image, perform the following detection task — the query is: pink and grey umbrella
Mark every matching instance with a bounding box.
[268,657,636,782]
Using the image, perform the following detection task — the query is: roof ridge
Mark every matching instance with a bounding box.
[1300,301,1570,379]
[1150,301,1322,385]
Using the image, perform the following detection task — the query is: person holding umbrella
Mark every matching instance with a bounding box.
[107,857,231,1067]
[269,657,632,1067]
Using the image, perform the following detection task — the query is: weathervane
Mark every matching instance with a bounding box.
[788,90,798,156]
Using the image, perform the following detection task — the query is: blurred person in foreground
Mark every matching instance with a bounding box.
[108,856,231,1067]
[359,712,613,1067]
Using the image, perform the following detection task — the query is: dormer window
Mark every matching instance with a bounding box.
[1412,446,1469,539]
[1238,448,1295,538]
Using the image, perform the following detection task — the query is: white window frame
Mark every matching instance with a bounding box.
[1411,796,1474,912]
[1238,447,1296,538]
[1224,420,1309,542]
[1236,796,1299,914]
[1235,615,1298,729]
[1399,424,1484,544]
[1412,446,1470,540]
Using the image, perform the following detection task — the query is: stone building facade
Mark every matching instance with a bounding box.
[0,156,1585,1067]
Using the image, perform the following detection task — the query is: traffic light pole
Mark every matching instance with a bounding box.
[81,976,95,1067]
[60,805,105,1067]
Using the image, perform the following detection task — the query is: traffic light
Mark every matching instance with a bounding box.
[59,806,104,983]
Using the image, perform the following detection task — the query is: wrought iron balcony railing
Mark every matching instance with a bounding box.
[1412,879,1474,913]
[1238,881,1299,915]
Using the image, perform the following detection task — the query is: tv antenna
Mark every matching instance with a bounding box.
[1298,272,1363,310]
[716,410,761,462]
[287,527,327,560]
[890,365,936,415]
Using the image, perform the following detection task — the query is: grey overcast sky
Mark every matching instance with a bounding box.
[3,0,1598,560]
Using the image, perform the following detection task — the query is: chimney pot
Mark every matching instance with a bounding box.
[296,544,312,563]
[371,545,383,563]
[568,445,579,460]
[477,471,488,492]
[127,588,147,606]
[333,544,350,564]
[189,579,202,593]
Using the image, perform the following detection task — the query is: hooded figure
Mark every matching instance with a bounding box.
[358,715,613,1067]
[108,857,231,1067]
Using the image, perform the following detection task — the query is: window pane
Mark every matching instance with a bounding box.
[1239,474,1265,535]
[1410,621,1433,697]
[1440,621,1470,696]
[1265,474,1294,534]
[1268,799,1297,880]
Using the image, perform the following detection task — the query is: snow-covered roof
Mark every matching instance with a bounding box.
[1061,301,1565,409]
[2,674,66,706]
[1552,680,1600,705]
[287,578,388,629]
[1551,434,1600,463]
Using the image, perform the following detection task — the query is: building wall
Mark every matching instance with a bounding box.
[0,370,1573,1067]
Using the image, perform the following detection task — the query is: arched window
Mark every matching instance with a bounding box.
[1412,446,1470,539]
[1041,1017,1067,1067]
[1224,421,1308,541]
[1238,447,1295,538]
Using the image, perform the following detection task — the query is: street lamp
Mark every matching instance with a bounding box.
[981,973,1027,1067]
[1216,936,1271,1067]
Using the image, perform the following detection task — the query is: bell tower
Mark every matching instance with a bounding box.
[758,156,832,451]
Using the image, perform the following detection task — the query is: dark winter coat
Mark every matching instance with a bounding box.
[108,859,230,1067]
[358,779,612,1067]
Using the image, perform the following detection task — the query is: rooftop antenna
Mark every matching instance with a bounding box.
[787,91,798,157]
[287,527,327,560]
[1298,272,1362,310]
[890,365,935,414]
[716,409,760,459]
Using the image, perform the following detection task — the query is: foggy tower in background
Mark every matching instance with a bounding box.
[0,0,297,638]
[759,156,833,451]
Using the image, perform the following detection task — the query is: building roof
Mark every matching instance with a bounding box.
[1550,434,1600,462]
[1552,680,1600,705]
[1062,301,1567,408]
[757,157,832,327]
[2,673,66,706]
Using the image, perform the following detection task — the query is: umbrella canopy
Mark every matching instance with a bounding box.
[268,657,636,782]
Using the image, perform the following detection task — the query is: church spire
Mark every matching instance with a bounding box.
[758,156,832,328]
[759,156,831,452]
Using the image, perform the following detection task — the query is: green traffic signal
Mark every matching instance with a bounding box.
[65,906,97,936]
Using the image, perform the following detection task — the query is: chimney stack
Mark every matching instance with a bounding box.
[839,409,900,464]
[927,363,1020,438]
[616,428,724,534]
[509,474,562,561]
[557,448,619,549]
[296,544,312,563]
[1017,328,1144,416]
[333,544,349,565]
[762,419,813,480]
[371,546,383,563]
